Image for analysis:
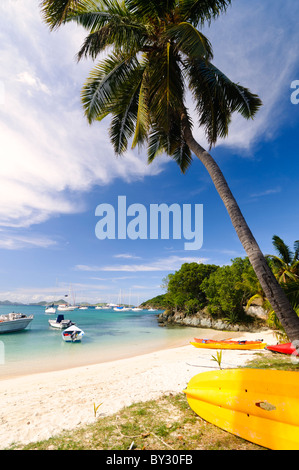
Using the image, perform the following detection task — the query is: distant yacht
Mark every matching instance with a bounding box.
[45,304,56,314]
[113,305,124,311]
[57,304,77,311]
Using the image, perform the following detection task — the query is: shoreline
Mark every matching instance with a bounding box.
[0,329,277,449]
[0,325,245,381]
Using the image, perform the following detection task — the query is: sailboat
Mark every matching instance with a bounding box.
[131,294,142,311]
[113,290,125,311]
[45,303,56,314]
[58,286,78,311]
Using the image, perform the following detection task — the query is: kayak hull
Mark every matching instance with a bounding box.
[183,369,299,450]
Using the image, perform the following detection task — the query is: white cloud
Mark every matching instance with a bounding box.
[16,71,51,95]
[0,232,57,250]
[250,187,282,199]
[75,255,209,273]
[192,1,299,151]
[0,0,164,232]
[113,253,142,259]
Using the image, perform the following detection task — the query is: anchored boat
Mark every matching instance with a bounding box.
[0,312,34,333]
[48,314,75,330]
[62,325,84,342]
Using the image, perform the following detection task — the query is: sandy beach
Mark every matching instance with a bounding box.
[0,329,277,449]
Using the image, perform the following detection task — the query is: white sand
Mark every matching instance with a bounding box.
[0,329,277,449]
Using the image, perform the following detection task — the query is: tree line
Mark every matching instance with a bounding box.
[144,236,299,334]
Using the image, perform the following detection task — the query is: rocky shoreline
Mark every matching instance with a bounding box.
[157,306,269,333]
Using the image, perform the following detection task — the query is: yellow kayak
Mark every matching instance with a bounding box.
[183,369,299,450]
[190,340,267,350]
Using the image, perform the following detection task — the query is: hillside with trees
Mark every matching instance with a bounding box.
[143,236,299,337]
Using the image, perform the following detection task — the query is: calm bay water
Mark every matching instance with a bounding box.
[0,305,196,378]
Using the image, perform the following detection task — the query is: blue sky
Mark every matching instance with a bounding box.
[0,0,298,305]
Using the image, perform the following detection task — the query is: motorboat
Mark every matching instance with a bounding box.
[0,312,34,333]
[48,314,75,329]
[62,325,84,342]
[45,304,56,314]
[78,306,88,310]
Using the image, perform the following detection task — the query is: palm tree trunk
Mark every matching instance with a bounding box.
[181,112,299,343]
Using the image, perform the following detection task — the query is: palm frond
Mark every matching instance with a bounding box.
[178,0,232,26]
[40,0,98,30]
[131,76,150,150]
[76,19,147,60]
[146,45,185,134]
[81,52,140,123]
[109,87,140,155]
[126,0,176,21]
[165,22,213,60]
[272,235,293,265]
[186,57,262,146]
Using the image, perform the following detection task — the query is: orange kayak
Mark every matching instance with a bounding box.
[194,338,264,345]
[191,338,267,350]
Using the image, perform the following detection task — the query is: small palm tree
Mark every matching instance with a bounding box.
[40,0,299,342]
[267,235,299,283]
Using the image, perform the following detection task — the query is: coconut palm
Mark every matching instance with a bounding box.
[266,235,299,283]
[40,0,299,342]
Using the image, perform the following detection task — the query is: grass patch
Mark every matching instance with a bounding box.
[244,350,299,371]
[7,393,262,451]
[7,353,298,451]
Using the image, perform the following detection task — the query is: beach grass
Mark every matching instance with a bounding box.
[6,353,298,451]
[7,393,263,450]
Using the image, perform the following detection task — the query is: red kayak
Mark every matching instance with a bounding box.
[266,342,299,356]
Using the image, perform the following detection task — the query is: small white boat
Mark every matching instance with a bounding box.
[113,305,124,311]
[57,304,77,311]
[95,306,102,309]
[62,325,84,342]
[0,313,34,333]
[78,306,88,310]
[48,314,75,329]
[45,304,56,314]
[132,307,142,311]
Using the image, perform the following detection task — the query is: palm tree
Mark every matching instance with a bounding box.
[40,0,299,342]
[266,235,299,283]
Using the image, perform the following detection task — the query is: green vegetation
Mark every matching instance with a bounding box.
[145,235,299,335]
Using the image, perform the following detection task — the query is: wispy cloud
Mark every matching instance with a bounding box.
[75,255,209,273]
[0,232,57,250]
[250,187,282,199]
[113,253,142,260]
[0,1,164,231]
[16,71,51,95]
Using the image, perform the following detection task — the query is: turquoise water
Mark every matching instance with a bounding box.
[0,305,196,378]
